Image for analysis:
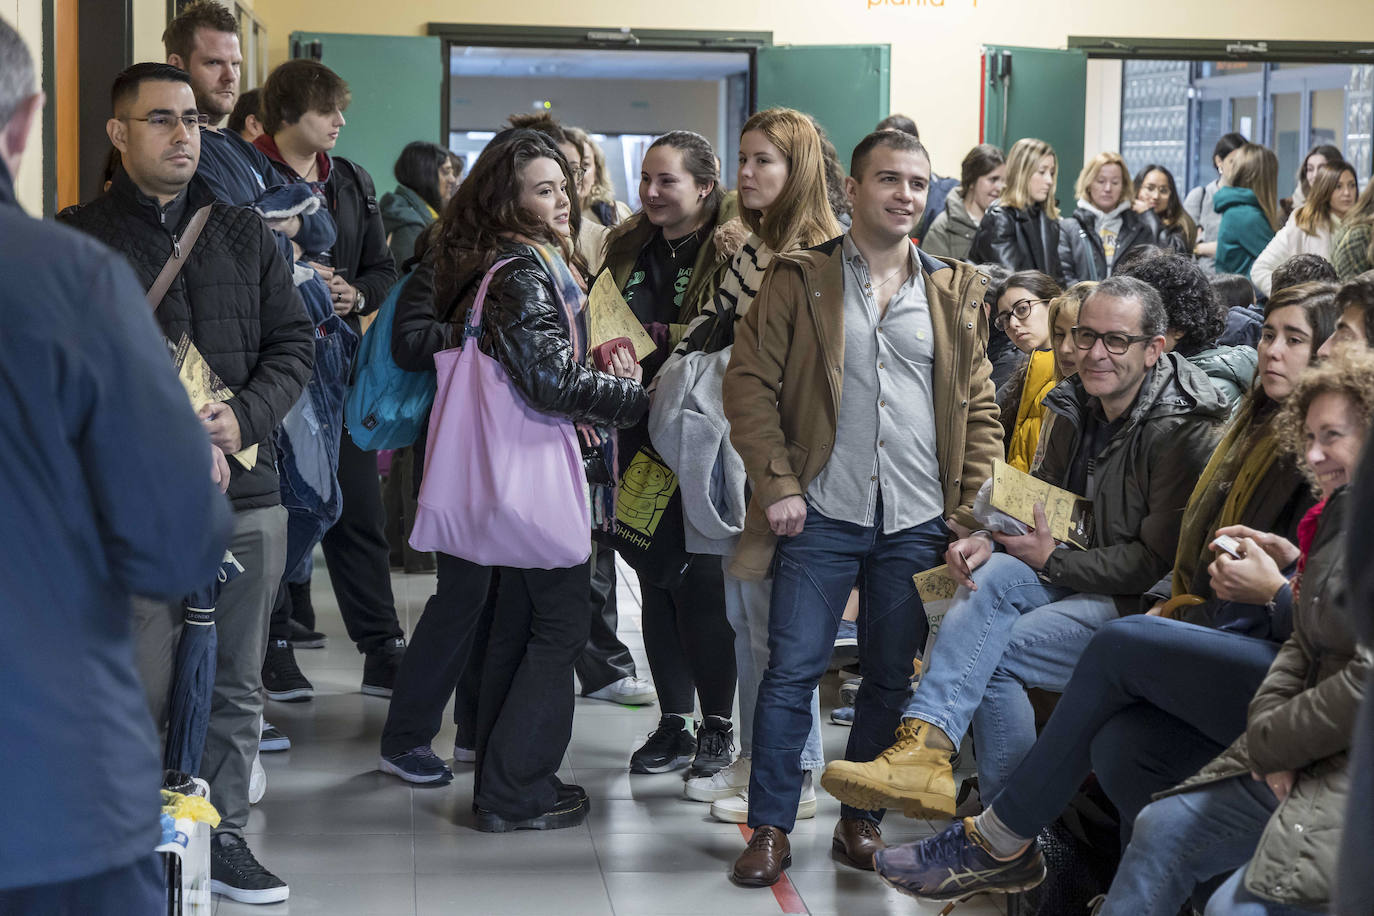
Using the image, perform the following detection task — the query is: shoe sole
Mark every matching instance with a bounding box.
[265,687,313,702]
[583,692,658,706]
[831,837,879,871]
[629,754,693,775]
[378,757,453,785]
[360,684,394,698]
[289,637,326,649]
[830,713,853,727]
[730,854,791,888]
[819,772,955,820]
[684,781,747,802]
[258,739,291,753]
[210,880,289,904]
[711,797,815,824]
[873,860,1047,901]
[474,800,589,832]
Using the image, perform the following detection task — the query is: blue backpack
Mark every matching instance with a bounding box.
[344,271,436,450]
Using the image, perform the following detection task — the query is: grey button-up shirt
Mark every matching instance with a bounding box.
[807,234,944,533]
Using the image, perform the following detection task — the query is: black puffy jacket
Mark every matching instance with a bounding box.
[968,202,1064,282]
[60,168,314,510]
[393,242,648,483]
[1057,205,1157,284]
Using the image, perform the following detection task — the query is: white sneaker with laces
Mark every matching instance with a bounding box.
[685,755,751,802]
[584,675,658,706]
[710,771,816,823]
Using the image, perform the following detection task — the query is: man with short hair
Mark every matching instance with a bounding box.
[723,128,1003,885]
[60,62,313,906]
[1318,271,1374,358]
[253,59,405,695]
[0,21,232,914]
[823,276,1225,887]
[228,86,263,142]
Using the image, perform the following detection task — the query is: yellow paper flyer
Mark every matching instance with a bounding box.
[587,270,657,362]
[988,458,1092,549]
[912,565,959,603]
[171,333,258,471]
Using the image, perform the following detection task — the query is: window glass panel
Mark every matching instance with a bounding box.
[1232,96,1259,140]
[1311,88,1345,150]
[1272,92,1302,199]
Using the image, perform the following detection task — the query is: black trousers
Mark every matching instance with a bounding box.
[639,554,735,718]
[576,543,636,695]
[320,429,404,654]
[379,553,495,758]
[473,562,591,820]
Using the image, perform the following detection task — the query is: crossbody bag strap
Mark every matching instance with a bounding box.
[146,205,213,310]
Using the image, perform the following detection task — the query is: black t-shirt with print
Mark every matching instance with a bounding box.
[622,227,703,327]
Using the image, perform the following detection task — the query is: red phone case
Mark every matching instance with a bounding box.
[594,337,634,372]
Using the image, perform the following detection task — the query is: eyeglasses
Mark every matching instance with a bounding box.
[1071,326,1156,355]
[123,113,210,133]
[993,298,1048,331]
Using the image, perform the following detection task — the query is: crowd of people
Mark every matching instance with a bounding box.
[2,2,1373,914]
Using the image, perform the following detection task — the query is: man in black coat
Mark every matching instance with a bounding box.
[253,58,407,696]
[60,63,312,906]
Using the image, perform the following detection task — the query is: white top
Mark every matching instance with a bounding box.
[1249,212,1333,296]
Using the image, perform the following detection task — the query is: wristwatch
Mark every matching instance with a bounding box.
[354,289,366,314]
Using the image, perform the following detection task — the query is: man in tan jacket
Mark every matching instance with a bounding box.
[722,128,1002,887]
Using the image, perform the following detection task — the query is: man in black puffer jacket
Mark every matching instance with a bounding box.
[60,63,311,905]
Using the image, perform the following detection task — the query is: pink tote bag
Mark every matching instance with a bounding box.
[409,258,591,569]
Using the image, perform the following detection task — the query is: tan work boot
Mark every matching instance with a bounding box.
[820,719,956,819]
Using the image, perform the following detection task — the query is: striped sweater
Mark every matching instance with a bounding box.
[666,230,775,368]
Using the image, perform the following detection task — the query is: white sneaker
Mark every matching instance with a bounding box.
[710,772,816,823]
[685,756,751,802]
[584,675,658,706]
[248,753,266,805]
[453,744,476,763]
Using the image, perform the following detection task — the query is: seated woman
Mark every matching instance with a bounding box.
[870,289,1354,909]
[990,270,1060,471]
[1251,162,1359,296]
[1026,281,1095,473]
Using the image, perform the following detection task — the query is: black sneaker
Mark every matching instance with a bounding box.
[687,715,735,778]
[474,793,589,832]
[288,618,327,649]
[210,832,289,904]
[379,746,453,785]
[259,721,291,753]
[630,715,696,774]
[362,637,406,698]
[262,640,314,702]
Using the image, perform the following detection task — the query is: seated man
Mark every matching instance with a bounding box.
[1317,270,1374,360]
[823,276,1225,819]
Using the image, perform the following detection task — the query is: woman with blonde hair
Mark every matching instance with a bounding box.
[1251,162,1358,295]
[969,137,1063,280]
[573,128,632,229]
[1058,152,1156,283]
[1214,143,1283,277]
[650,109,842,820]
[1330,178,1374,280]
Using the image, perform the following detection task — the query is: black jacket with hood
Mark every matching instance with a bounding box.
[1057,203,1157,284]
[969,201,1064,283]
[60,168,315,511]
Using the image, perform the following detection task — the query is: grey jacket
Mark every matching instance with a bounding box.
[648,348,747,556]
[1164,488,1367,908]
[1037,353,1227,613]
[921,187,979,261]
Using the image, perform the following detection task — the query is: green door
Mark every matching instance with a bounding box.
[290,32,444,191]
[755,44,890,170]
[981,45,1087,214]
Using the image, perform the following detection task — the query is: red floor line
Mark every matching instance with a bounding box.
[738,825,810,915]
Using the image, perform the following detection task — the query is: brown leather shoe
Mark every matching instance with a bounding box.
[832,817,885,870]
[731,825,791,887]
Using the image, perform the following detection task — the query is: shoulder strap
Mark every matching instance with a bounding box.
[463,257,520,337]
[146,205,212,310]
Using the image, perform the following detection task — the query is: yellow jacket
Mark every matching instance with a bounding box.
[1008,349,1058,473]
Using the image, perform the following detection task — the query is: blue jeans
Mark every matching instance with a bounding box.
[747,505,947,832]
[723,560,823,770]
[993,615,1279,844]
[901,552,1117,800]
[1101,775,1290,916]
[1205,864,1327,915]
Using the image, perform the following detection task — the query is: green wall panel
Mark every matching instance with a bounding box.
[756,44,891,172]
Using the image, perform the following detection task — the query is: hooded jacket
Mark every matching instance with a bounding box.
[60,169,315,511]
[1057,200,1155,284]
[1214,186,1277,277]
[1186,343,1259,410]
[1036,352,1227,613]
[723,239,1002,580]
[969,201,1064,283]
[920,186,980,261]
[1164,488,1366,908]
[380,183,435,273]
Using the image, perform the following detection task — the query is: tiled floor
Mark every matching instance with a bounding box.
[216,559,1005,916]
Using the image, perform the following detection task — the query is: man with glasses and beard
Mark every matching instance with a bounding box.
[822,276,1226,839]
